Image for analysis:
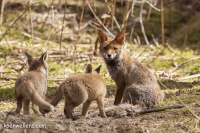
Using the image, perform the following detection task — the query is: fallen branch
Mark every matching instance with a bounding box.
[136,105,184,115]
[0,77,17,80]
[179,73,200,80]
[170,56,200,72]
[88,103,184,117]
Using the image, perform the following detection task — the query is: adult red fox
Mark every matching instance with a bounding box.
[44,64,107,120]
[14,52,54,115]
[98,30,164,108]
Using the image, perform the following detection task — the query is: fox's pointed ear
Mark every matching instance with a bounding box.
[98,30,108,44]
[95,65,102,74]
[85,64,92,73]
[40,51,48,62]
[25,52,33,65]
[114,31,125,44]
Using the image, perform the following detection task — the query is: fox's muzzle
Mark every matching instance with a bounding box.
[103,53,117,60]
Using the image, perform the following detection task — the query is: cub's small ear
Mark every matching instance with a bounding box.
[98,30,108,44]
[95,65,102,74]
[85,64,92,73]
[40,51,48,63]
[25,52,33,65]
[114,31,125,44]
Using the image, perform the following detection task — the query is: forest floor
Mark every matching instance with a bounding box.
[0,1,200,133]
[0,42,199,133]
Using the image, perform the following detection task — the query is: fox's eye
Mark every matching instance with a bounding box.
[103,47,107,50]
[114,47,117,50]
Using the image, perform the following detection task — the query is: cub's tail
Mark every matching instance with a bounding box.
[24,83,54,112]
[50,84,64,107]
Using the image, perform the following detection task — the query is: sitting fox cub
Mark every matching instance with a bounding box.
[98,30,164,108]
[14,52,54,115]
[44,64,107,120]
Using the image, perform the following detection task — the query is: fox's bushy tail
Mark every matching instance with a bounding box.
[50,84,64,107]
[24,83,54,111]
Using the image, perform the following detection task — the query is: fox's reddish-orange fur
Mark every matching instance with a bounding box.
[98,30,164,108]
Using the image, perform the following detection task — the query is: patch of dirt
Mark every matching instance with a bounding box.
[0,111,144,133]
[0,102,200,133]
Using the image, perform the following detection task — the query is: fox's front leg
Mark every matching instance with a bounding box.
[114,85,125,105]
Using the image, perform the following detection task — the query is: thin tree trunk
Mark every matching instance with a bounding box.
[161,0,165,45]
[0,0,5,27]
[122,1,130,32]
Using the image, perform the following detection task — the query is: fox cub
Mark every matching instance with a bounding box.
[14,52,54,116]
[45,64,107,120]
[98,30,164,108]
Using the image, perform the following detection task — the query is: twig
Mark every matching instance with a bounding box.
[126,0,161,12]
[128,92,133,105]
[135,46,148,59]
[104,0,120,30]
[17,54,29,69]
[28,1,34,44]
[151,34,159,46]
[46,26,53,47]
[156,75,200,121]
[143,0,160,11]
[0,2,28,41]
[170,56,200,73]
[139,0,150,45]
[181,35,187,54]
[130,0,136,17]
[166,44,185,59]
[147,6,152,20]
[175,97,200,121]
[48,78,66,81]
[1,36,14,54]
[46,6,55,48]
[136,105,184,115]
[60,0,67,50]
[86,0,114,38]
[78,0,86,37]
[179,73,200,80]
[0,77,17,80]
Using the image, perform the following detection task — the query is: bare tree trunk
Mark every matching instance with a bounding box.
[160,0,165,45]
[0,0,5,27]
[122,1,130,33]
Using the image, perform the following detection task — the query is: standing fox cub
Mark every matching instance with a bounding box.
[14,52,54,116]
[98,30,164,108]
[44,64,107,120]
